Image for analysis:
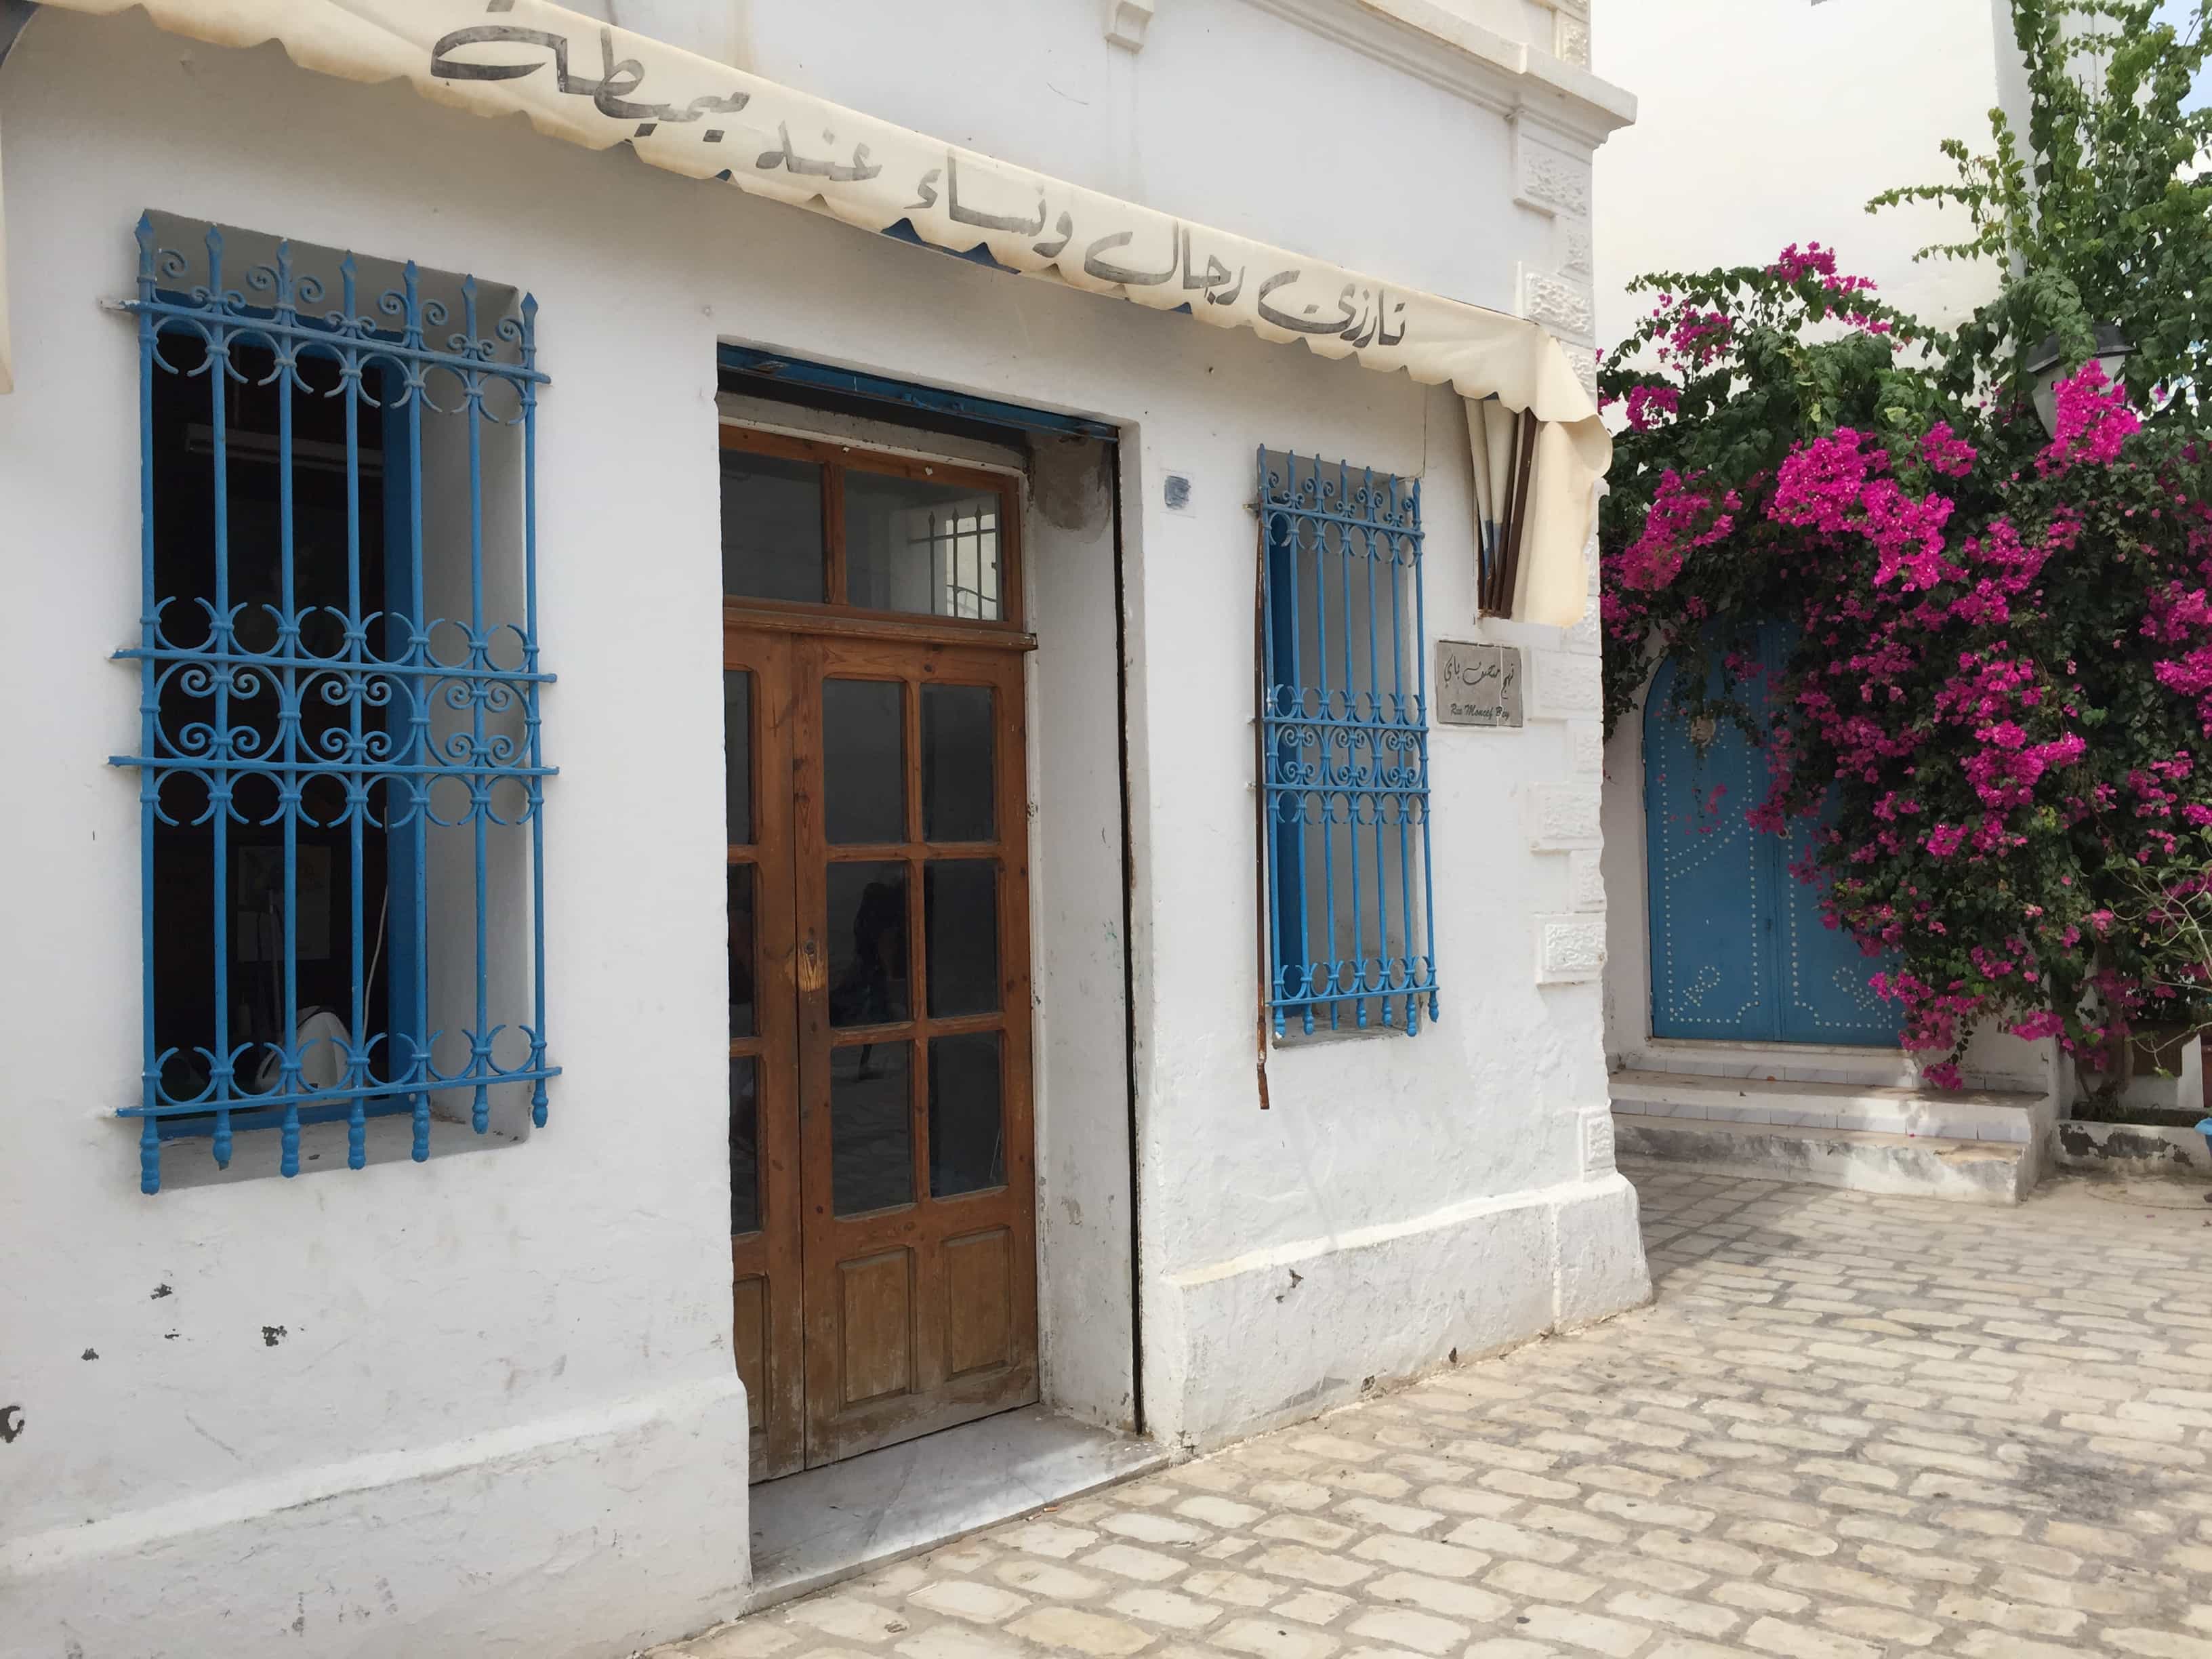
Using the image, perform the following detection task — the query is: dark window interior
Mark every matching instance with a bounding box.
[148,337,404,1118]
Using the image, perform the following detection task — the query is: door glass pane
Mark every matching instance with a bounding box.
[844,470,1004,621]
[922,684,995,842]
[829,861,909,1027]
[729,863,756,1040]
[924,860,999,1017]
[731,1055,761,1235]
[823,679,905,844]
[930,1033,1004,1197]
[725,670,752,845]
[721,449,825,603]
[832,1040,912,1215]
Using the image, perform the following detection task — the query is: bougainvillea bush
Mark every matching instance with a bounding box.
[1600,255,2212,1090]
[1599,0,2212,1095]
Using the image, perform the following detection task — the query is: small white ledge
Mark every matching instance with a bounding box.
[1105,0,1157,49]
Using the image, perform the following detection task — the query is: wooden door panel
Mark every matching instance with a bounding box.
[945,1228,1014,1378]
[797,638,1039,1467]
[838,1249,918,1407]
[732,1267,768,1431]
[726,628,806,1484]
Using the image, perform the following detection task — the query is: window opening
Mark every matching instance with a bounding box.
[115,213,556,1191]
[718,429,1021,631]
[1258,450,1439,1036]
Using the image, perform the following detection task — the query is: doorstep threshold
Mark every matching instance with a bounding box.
[1611,1067,2041,1143]
[744,1404,1170,1614]
[1612,1067,2040,1109]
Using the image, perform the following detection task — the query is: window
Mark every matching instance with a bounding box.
[1258,451,1439,1036]
[718,428,1021,629]
[115,213,556,1193]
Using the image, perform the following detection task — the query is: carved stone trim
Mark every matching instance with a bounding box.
[1527,648,1602,718]
[1534,0,1592,67]
[1571,722,1606,777]
[1569,848,1607,914]
[1536,914,1607,983]
[1523,268,1595,344]
[1561,226,1594,278]
[1511,120,1594,220]
[1527,782,1602,851]
[1581,1107,1616,1176]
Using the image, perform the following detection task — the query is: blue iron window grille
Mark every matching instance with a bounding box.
[113,213,557,1193]
[1258,451,1439,1037]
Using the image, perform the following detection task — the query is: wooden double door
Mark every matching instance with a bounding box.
[727,624,1039,1480]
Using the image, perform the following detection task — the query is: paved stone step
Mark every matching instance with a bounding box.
[1611,1067,2041,1143]
[1614,1111,2028,1204]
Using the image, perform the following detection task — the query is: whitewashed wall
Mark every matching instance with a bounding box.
[1593,0,2021,341]
[575,0,1590,70]
[0,7,1641,1656]
[566,0,1631,361]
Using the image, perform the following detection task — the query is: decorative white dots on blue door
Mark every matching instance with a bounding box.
[1643,624,1897,1046]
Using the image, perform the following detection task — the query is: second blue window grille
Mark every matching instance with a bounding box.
[1258,450,1439,1037]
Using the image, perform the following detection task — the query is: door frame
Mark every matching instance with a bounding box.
[728,628,806,1480]
[722,419,1049,1479]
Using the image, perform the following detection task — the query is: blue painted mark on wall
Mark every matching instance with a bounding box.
[1643,624,1898,1046]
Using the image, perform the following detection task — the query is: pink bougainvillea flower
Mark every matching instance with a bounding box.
[1624,384,1681,432]
[1616,470,1734,592]
[1768,430,1957,590]
[2038,359,2141,478]
[1919,421,1977,478]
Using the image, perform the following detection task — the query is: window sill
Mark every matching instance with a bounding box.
[136,1106,527,1193]
[1271,1021,1415,1049]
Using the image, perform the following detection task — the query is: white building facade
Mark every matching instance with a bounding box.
[0,3,1645,1654]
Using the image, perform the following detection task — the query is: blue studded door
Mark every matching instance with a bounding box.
[1643,624,1898,1045]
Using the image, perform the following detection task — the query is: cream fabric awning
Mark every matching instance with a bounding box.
[9,0,1608,624]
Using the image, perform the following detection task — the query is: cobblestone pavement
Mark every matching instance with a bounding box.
[665,1166,2212,1658]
